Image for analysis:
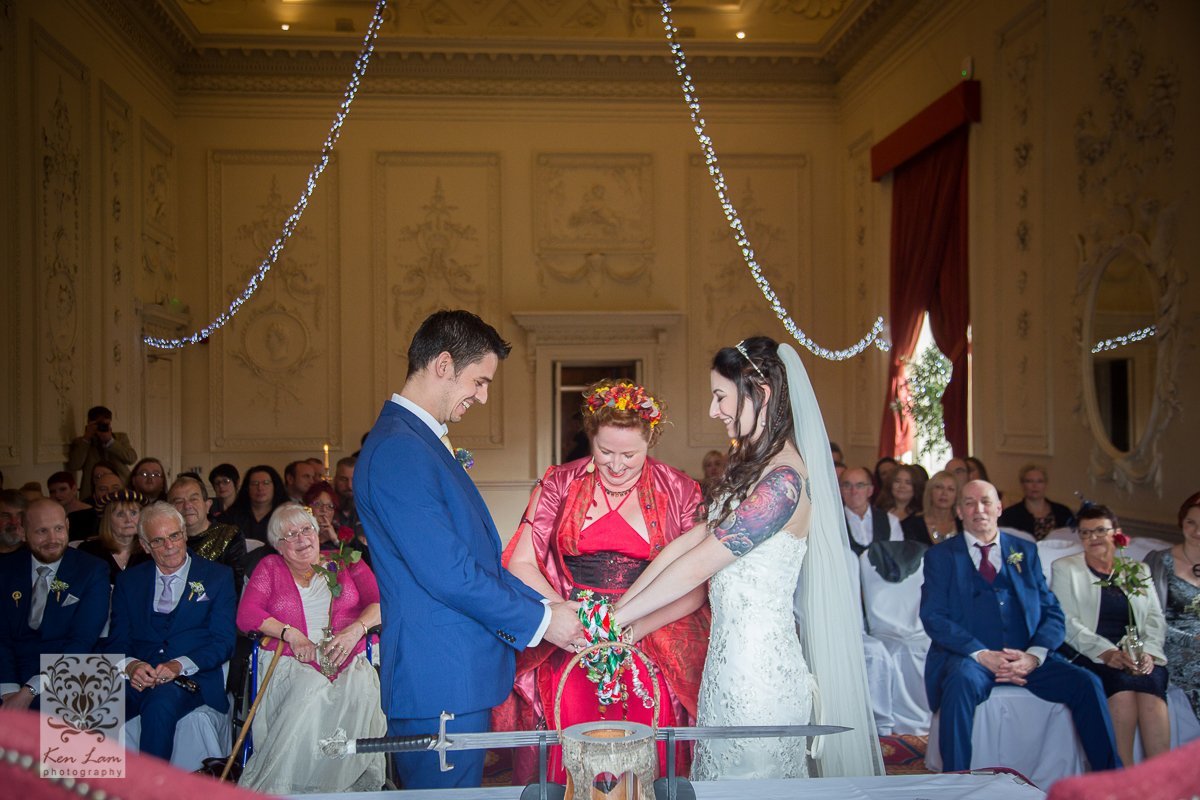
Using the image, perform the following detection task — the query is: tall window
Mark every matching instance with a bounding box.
[554,361,638,464]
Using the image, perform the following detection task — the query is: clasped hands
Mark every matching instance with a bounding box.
[543,599,589,654]
[978,649,1039,685]
[126,659,182,692]
[280,626,361,668]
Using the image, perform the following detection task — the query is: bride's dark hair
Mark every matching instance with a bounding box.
[705,335,795,526]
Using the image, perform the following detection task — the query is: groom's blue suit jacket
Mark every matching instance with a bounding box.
[356,401,546,720]
[919,532,1066,713]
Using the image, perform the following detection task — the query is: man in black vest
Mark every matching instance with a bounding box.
[841,466,902,556]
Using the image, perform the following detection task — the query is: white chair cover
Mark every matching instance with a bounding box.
[861,634,896,736]
[123,663,232,771]
[1035,538,1083,583]
[1126,536,1171,563]
[926,684,1086,789]
[1000,526,1037,544]
[1043,527,1079,545]
[860,549,931,734]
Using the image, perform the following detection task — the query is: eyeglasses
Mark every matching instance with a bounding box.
[841,482,871,491]
[1078,527,1114,539]
[278,526,317,543]
[248,480,273,488]
[212,477,233,487]
[145,530,185,550]
[309,501,336,512]
[138,471,164,479]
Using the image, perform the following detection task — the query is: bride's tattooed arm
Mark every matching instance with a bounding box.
[713,466,804,557]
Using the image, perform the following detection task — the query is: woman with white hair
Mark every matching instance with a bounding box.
[236,502,385,793]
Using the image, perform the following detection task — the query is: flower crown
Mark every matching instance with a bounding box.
[583,382,663,428]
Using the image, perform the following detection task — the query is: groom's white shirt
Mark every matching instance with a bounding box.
[391,393,551,646]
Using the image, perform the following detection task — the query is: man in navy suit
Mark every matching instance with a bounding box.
[356,310,586,789]
[0,499,108,710]
[108,501,235,761]
[920,480,1119,773]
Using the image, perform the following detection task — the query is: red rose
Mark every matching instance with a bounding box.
[337,526,354,543]
[1112,532,1130,548]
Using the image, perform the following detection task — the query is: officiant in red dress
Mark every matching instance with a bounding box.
[493,380,711,782]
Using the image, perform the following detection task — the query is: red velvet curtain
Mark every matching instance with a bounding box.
[878,126,970,458]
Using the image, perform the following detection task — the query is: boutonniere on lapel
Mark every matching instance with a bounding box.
[454,447,474,471]
[11,590,21,607]
[187,580,207,601]
[1005,550,1024,574]
[50,579,69,602]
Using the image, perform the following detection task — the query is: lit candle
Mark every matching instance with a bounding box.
[323,443,330,472]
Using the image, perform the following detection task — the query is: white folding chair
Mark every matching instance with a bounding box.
[926,684,1087,788]
[124,662,232,772]
[860,548,931,734]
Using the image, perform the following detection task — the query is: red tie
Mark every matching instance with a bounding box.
[976,542,997,584]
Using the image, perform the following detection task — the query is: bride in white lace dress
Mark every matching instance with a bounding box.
[616,337,883,780]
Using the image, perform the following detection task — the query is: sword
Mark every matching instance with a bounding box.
[320,710,850,772]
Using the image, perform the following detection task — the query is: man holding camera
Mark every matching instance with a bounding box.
[66,405,137,500]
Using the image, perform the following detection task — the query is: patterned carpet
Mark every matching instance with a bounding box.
[484,735,933,785]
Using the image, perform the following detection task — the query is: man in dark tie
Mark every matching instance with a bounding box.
[107,501,235,761]
[920,480,1120,773]
[0,499,108,710]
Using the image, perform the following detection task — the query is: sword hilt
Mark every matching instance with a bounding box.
[352,734,438,754]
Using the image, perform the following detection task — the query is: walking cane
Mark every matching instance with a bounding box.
[220,634,287,782]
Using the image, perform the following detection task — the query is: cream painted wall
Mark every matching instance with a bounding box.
[3,0,1194,537]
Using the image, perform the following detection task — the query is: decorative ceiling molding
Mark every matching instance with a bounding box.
[87,0,926,98]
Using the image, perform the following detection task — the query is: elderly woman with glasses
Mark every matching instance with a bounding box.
[236,502,385,794]
[1050,504,1169,767]
[79,488,151,584]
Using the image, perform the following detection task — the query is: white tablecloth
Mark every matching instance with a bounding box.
[294,772,1044,799]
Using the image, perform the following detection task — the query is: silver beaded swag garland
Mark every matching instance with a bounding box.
[143,0,388,350]
[656,0,889,361]
[148,0,891,360]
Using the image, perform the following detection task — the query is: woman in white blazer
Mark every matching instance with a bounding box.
[1050,505,1169,767]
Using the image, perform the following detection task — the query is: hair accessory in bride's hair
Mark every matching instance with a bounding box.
[734,340,768,382]
[583,382,664,429]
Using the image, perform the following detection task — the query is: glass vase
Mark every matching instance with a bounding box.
[1120,624,1145,675]
[316,626,339,678]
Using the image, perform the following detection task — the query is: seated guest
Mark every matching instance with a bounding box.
[108,502,235,762]
[207,463,240,522]
[876,464,925,524]
[223,465,288,544]
[86,461,123,505]
[920,481,1120,773]
[1145,491,1200,719]
[0,490,27,555]
[18,483,43,503]
[283,460,319,503]
[0,499,108,711]
[1051,504,1169,767]
[129,457,168,503]
[902,470,963,546]
[304,481,357,554]
[48,471,95,542]
[169,474,248,594]
[79,489,151,584]
[945,457,970,486]
[236,502,385,793]
[874,457,899,492]
[998,464,1075,540]
[332,456,365,546]
[841,465,902,555]
[966,456,990,483]
[699,449,726,496]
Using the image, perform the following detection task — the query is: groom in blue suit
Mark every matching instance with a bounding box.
[356,310,586,789]
[920,480,1119,773]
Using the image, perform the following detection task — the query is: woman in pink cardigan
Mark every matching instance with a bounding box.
[236,502,385,794]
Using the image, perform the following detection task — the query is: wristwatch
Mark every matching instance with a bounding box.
[279,624,292,643]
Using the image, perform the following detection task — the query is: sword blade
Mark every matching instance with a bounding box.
[346,724,849,755]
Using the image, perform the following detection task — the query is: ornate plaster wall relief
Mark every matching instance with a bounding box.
[994,2,1050,455]
[32,26,89,462]
[373,152,502,448]
[686,153,810,447]
[140,119,177,307]
[533,153,654,296]
[209,151,341,450]
[0,0,17,463]
[847,134,880,450]
[100,84,133,404]
[1072,1,1183,494]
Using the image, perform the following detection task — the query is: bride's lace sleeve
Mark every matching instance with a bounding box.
[711,466,809,557]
